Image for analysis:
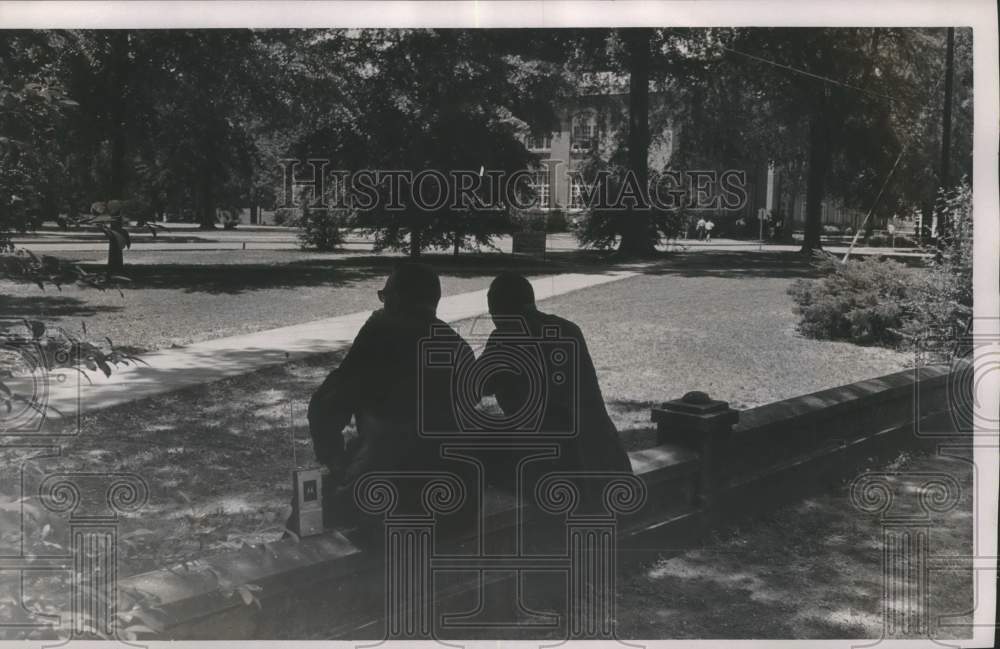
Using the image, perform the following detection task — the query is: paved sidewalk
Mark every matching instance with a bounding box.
[37,270,637,421]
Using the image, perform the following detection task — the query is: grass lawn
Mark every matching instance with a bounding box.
[528,252,912,448]
[0,248,599,353]
[617,450,974,639]
[3,251,916,569]
[1,250,958,639]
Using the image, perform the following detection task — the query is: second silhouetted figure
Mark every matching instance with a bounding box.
[476,272,632,488]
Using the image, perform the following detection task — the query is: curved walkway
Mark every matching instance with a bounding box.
[34,270,637,421]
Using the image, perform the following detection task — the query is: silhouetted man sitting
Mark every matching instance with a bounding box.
[477,272,632,493]
[304,262,473,528]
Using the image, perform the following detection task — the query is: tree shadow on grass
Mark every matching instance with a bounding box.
[0,294,124,326]
[619,532,880,638]
[5,343,660,577]
[80,258,387,294]
[61,249,845,295]
[641,251,819,280]
[71,252,621,295]
[1,330,973,639]
[617,453,974,639]
[642,249,930,280]
[4,347,351,576]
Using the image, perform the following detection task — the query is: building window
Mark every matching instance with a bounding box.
[571,113,598,153]
[530,171,550,209]
[527,133,552,151]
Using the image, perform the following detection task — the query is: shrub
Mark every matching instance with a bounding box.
[788,253,915,345]
[120,198,154,223]
[218,209,240,230]
[790,182,972,350]
[511,210,547,232]
[822,224,842,235]
[298,207,347,251]
[572,161,684,250]
[897,182,973,349]
[272,207,297,226]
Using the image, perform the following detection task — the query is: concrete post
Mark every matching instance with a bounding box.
[651,391,739,507]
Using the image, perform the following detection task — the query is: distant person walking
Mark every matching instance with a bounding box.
[704,219,715,242]
[696,217,707,240]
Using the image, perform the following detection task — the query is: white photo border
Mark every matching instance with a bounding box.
[0,1,996,648]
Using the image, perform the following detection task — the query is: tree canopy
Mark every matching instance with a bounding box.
[0,27,974,256]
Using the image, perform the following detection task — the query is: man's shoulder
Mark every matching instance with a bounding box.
[426,317,473,352]
[536,311,583,338]
[361,308,388,325]
[428,317,466,340]
[361,310,460,338]
[356,309,394,338]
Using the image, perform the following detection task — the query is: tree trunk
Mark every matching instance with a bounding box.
[785,162,803,242]
[199,179,216,229]
[453,230,461,256]
[108,32,129,199]
[619,27,656,256]
[800,109,830,253]
[198,155,216,230]
[106,218,125,277]
[149,192,163,225]
[409,228,422,258]
[937,27,955,244]
[106,239,124,276]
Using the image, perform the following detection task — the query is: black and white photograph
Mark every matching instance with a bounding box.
[0,0,997,644]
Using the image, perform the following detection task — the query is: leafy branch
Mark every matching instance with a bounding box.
[0,318,144,415]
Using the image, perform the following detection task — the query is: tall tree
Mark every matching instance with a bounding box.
[618,28,656,255]
[709,28,971,251]
[0,31,77,242]
[325,29,562,257]
[563,28,723,253]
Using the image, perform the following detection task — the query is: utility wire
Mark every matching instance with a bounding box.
[721,45,903,105]
[719,43,935,255]
[842,146,907,262]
